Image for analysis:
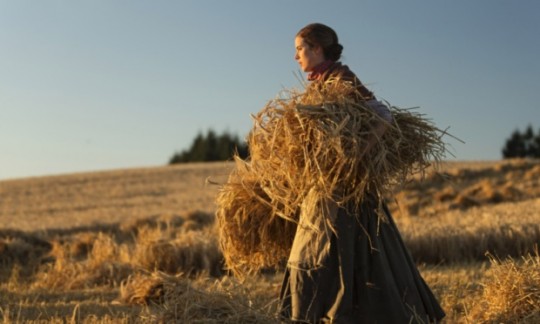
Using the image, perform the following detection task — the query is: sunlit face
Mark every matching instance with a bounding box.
[294,36,325,72]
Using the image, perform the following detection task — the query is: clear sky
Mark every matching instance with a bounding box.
[1,1,539,180]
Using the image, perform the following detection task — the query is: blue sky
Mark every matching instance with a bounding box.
[1,1,539,180]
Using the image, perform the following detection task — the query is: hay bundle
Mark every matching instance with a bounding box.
[133,230,223,277]
[119,272,277,323]
[216,160,297,276]
[471,253,540,322]
[217,80,449,276]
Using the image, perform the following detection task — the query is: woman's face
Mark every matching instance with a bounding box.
[294,36,325,72]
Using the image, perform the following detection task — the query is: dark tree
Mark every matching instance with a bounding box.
[169,130,248,164]
[523,125,536,157]
[502,125,540,158]
[532,130,540,157]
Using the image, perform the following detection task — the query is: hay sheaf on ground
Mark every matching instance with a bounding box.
[470,253,540,322]
[216,81,448,276]
[118,272,279,323]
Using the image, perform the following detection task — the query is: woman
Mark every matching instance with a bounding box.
[278,23,445,323]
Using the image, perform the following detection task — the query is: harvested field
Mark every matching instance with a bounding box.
[0,162,232,231]
[1,159,539,322]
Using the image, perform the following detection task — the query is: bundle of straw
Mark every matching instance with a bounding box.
[119,272,277,323]
[216,80,448,277]
[216,159,297,277]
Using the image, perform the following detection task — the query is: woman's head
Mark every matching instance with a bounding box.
[295,23,343,69]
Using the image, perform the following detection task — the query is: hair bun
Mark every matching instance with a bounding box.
[328,43,343,61]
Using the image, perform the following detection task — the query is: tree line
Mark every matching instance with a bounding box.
[169,130,248,164]
[502,125,540,158]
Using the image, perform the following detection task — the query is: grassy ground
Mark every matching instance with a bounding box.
[1,160,539,322]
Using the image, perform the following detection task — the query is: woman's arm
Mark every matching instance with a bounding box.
[359,120,390,159]
[358,100,393,159]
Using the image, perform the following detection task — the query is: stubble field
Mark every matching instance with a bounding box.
[0,159,539,323]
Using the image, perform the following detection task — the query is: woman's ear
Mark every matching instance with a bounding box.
[312,45,325,60]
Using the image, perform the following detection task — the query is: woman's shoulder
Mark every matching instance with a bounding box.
[322,62,375,100]
[322,62,357,82]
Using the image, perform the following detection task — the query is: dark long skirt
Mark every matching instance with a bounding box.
[279,196,445,323]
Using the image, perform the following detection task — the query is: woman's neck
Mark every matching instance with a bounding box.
[307,60,335,81]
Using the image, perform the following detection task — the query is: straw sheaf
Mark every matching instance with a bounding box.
[216,160,297,277]
[120,272,277,323]
[216,80,448,277]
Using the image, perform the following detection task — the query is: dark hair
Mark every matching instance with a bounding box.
[296,23,343,61]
